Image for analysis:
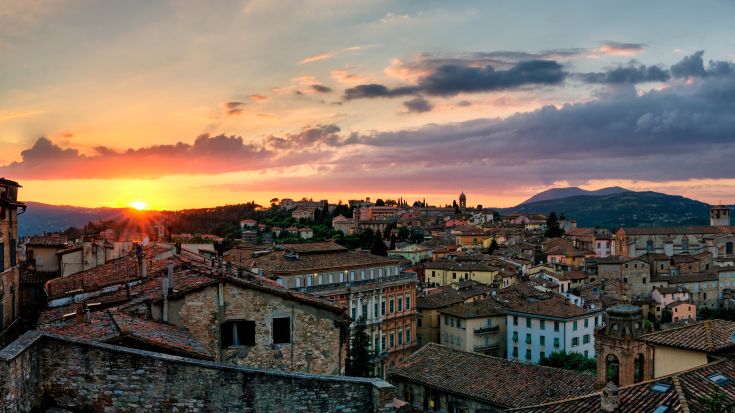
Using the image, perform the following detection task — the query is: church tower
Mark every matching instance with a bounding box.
[458,192,466,209]
[594,304,652,388]
[711,205,731,226]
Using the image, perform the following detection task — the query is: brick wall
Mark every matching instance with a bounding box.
[0,331,395,413]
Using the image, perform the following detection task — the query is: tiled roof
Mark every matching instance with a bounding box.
[510,359,735,412]
[25,235,68,247]
[640,320,735,353]
[281,241,348,253]
[652,272,718,284]
[439,298,505,319]
[424,259,498,272]
[250,247,398,276]
[389,343,596,409]
[417,283,493,309]
[45,254,141,299]
[597,255,638,265]
[502,294,598,319]
[654,286,690,295]
[561,271,587,281]
[619,226,735,235]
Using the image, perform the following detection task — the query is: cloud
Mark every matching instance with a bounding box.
[591,42,647,57]
[0,134,272,179]
[266,124,342,150]
[311,84,333,93]
[248,94,269,102]
[670,50,707,78]
[330,70,369,85]
[223,101,245,116]
[346,60,566,100]
[300,51,337,64]
[579,63,670,84]
[403,97,433,113]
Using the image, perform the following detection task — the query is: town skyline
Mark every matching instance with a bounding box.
[2,1,735,210]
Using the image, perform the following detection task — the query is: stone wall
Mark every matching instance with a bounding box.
[0,331,395,413]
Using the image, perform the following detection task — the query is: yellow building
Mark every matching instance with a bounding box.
[416,282,492,347]
[438,299,507,357]
[424,259,498,287]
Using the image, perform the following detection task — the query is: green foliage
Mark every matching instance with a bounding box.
[488,239,499,254]
[539,351,596,374]
[698,389,735,413]
[345,317,373,377]
[375,199,385,206]
[371,230,388,256]
[545,211,564,238]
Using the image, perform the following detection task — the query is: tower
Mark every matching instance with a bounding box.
[459,192,466,209]
[594,304,651,388]
[0,178,25,346]
[711,205,731,226]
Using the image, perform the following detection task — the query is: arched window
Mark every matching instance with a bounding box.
[634,353,645,383]
[606,354,620,386]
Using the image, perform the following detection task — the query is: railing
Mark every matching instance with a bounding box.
[294,272,417,294]
[474,325,500,335]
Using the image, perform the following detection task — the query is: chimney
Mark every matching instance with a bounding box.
[167,260,174,291]
[162,277,169,323]
[600,382,620,412]
[75,305,85,324]
[84,306,91,323]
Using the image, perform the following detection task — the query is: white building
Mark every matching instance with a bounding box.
[504,295,603,364]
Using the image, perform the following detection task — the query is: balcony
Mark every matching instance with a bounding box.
[294,272,417,294]
[474,342,500,353]
[474,325,500,335]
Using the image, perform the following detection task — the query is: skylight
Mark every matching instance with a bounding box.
[708,373,731,385]
[653,406,669,413]
[650,383,671,393]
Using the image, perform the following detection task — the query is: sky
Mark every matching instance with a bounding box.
[2,0,735,210]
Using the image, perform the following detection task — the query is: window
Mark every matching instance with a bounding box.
[513,316,518,326]
[272,317,291,344]
[374,302,379,318]
[361,270,366,280]
[350,271,356,281]
[329,273,334,283]
[708,373,731,385]
[318,274,323,285]
[406,328,411,344]
[339,273,345,282]
[362,304,368,319]
[540,336,545,346]
[554,338,560,348]
[650,383,671,393]
[584,318,588,328]
[398,297,403,312]
[417,316,422,328]
[351,308,356,320]
[390,332,395,347]
[220,320,255,348]
[583,334,590,344]
[554,321,560,332]
[306,276,313,287]
[406,295,411,310]
[572,337,579,347]
[295,277,302,288]
[453,272,457,279]
[512,347,518,357]
[525,349,531,360]
[525,333,531,344]
[526,318,531,328]
[682,238,689,252]
[450,318,455,327]
[382,335,386,350]
[540,320,545,330]
[444,316,448,326]
[540,351,545,359]
[398,330,403,345]
[727,242,734,255]
[382,301,386,316]
[9,239,15,267]
[573,321,578,331]
[512,331,518,342]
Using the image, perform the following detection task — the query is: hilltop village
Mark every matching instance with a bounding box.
[3,179,735,412]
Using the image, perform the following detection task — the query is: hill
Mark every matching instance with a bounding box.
[505,191,713,229]
[18,202,125,237]
[520,186,630,205]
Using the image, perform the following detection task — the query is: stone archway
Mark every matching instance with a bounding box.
[606,354,620,386]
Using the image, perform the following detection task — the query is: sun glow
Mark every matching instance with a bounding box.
[130,201,147,210]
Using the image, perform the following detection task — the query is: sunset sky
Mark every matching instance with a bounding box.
[2,0,735,210]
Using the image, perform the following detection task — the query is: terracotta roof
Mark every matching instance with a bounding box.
[45,254,141,299]
[424,259,498,272]
[417,282,493,309]
[389,343,596,409]
[652,272,718,284]
[510,359,735,412]
[439,298,505,319]
[654,286,690,295]
[26,235,68,247]
[639,320,735,353]
[561,271,587,281]
[250,246,398,276]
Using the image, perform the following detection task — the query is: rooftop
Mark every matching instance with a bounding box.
[639,320,735,353]
[388,343,596,409]
[439,298,505,319]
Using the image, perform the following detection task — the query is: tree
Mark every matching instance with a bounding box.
[345,317,373,377]
[384,199,397,206]
[389,234,397,250]
[488,239,499,254]
[698,389,735,413]
[371,230,388,256]
[359,228,374,250]
[539,351,596,374]
[375,199,385,206]
[559,213,566,221]
[398,226,410,242]
[545,211,564,238]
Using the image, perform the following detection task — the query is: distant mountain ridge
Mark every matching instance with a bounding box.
[504,190,715,229]
[18,201,125,237]
[520,186,630,205]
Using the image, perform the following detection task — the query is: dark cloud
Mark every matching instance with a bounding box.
[266,124,342,150]
[671,51,707,78]
[311,84,333,93]
[402,97,433,113]
[344,60,566,100]
[579,64,670,84]
[598,42,647,53]
[224,101,245,116]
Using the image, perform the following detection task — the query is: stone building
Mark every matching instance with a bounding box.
[246,242,417,373]
[597,256,651,298]
[711,204,731,226]
[439,298,506,357]
[594,304,652,388]
[614,223,735,258]
[0,178,24,347]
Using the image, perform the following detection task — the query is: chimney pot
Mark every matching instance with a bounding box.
[601,382,620,412]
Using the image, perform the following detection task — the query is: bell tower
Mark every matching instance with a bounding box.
[595,304,651,388]
[711,205,731,227]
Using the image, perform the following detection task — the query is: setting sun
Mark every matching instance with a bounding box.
[130,201,147,211]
